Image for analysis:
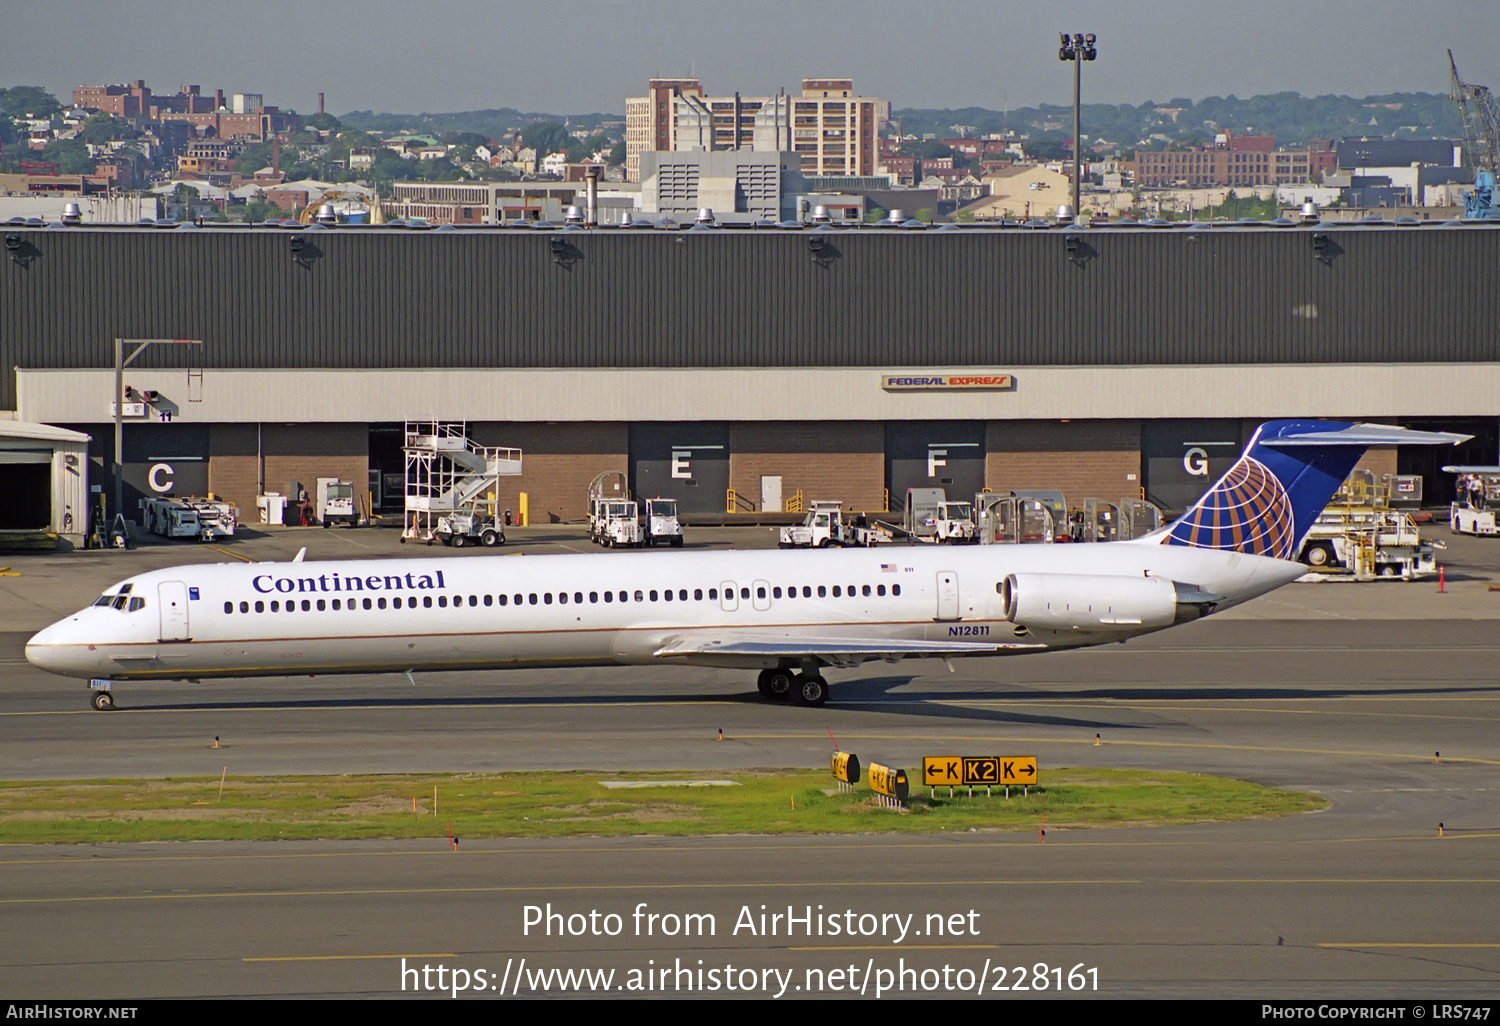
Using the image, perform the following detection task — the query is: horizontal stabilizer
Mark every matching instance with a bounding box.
[1263,424,1472,448]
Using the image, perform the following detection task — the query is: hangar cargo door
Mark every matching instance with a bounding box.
[1141,420,1242,516]
[122,425,209,519]
[0,451,51,530]
[630,423,730,516]
[886,422,985,514]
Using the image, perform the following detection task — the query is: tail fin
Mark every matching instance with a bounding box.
[1160,420,1469,559]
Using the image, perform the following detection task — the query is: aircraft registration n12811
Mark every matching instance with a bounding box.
[26,421,1468,710]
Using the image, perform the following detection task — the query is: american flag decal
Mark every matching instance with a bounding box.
[880,563,897,573]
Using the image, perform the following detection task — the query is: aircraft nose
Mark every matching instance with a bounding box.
[26,621,88,678]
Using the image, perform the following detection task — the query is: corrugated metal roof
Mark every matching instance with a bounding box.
[0,222,1496,411]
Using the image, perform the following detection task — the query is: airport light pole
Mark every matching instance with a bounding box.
[1058,32,1097,221]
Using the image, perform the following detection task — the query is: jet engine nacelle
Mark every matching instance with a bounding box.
[1001,573,1214,631]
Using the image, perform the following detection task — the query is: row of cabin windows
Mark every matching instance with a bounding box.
[222,582,903,615]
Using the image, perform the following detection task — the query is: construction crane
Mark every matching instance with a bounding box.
[1448,49,1500,219]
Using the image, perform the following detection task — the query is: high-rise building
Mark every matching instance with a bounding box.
[624,77,887,182]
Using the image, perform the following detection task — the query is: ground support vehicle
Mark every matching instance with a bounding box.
[903,488,976,543]
[587,471,632,546]
[779,501,892,548]
[1445,466,1500,537]
[1451,503,1499,536]
[402,421,522,543]
[139,496,235,542]
[1297,506,1441,579]
[316,478,359,528]
[595,500,643,547]
[975,493,1057,545]
[1117,498,1164,539]
[185,497,237,539]
[433,504,505,548]
[1071,498,1120,542]
[642,498,684,547]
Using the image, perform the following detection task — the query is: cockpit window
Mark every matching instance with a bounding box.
[93,596,113,607]
[118,583,132,595]
[128,597,145,612]
[111,596,128,610]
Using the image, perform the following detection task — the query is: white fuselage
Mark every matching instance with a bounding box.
[25,542,1304,683]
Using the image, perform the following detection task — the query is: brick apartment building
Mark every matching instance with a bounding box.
[625,77,887,182]
[1134,132,1337,188]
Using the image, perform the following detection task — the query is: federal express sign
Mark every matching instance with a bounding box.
[881,372,1014,391]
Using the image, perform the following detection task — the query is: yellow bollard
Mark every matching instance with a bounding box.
[518,492,529,527]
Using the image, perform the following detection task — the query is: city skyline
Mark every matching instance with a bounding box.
[5,0,1499,118]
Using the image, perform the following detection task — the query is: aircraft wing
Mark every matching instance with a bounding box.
[653,634,1045,666]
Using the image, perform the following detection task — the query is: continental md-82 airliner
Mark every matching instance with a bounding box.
[26,421,1466,710]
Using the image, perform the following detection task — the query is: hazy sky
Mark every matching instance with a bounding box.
[6,1,1499,115]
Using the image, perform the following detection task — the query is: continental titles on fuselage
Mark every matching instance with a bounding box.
[251,570,448,595]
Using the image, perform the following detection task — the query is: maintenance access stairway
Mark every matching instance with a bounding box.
[403,422,522,541]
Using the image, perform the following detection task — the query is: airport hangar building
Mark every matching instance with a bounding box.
[1,219,1497,538]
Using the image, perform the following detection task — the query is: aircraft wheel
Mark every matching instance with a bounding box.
[792,673,828,707]
[91,690,114,711]
[758,669,794,701]
[480,529,499,547]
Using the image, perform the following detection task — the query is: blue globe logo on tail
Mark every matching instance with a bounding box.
[1153,420,1466,560]
[1164,454,1297,559]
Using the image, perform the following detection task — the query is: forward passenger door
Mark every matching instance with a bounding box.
[158,581,190,641]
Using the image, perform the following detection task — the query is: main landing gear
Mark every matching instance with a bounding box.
[756,667,828,706]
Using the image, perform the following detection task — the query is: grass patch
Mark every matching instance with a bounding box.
[0,768,1323,844]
